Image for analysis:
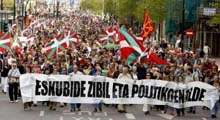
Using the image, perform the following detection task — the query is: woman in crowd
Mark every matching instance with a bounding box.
[90,64,103,112]
[185,70,196,114]
[42,68,52,106]
[167,74,175,115]
[23,65,33,110]
[7,62,21,103]
[176,76,185,116]
[69,65,83,112]
[209,75,219,118]
[117,66,132,113]
[130,66,138,80]
[1,58,11,94]
[143,72,151,115]
[59,64,67,107]
[107,63,116,78]
[48,68,58,111]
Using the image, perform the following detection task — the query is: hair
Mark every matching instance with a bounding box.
[122,66,128,72]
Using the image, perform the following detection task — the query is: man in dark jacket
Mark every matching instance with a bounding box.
[1,59,11,94]
[137,63,146,80]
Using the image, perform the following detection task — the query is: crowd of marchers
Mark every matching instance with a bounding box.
[0,10,219,119]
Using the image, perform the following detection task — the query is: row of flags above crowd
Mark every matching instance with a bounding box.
[0,17,80,58]
[0,31,78,58]
[0,9,169,65]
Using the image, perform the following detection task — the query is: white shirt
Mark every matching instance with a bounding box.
[192,70,199,81]
[8,68,21,77]
[118,73,132,79]
[185,75,193,83]
[203,46,209,54]
[69,71,83,76]
[131,73,138,80]
[175,39,181,48]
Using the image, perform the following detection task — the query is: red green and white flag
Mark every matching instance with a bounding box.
[119,28,169,65]
[98,28,117,43]
[0,32,11,53]
[43,32,79,58]
[18,35,35,47]
[64,31,78,49]
[55,33,66,52]
[119,32,139,63]
[120,28,145,55]
[106,27,117,36]
[43,34,63,58]
[43,38,61,58]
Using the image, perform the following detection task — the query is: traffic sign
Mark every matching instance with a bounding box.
[185,29,193,38]
[203,8,216,16]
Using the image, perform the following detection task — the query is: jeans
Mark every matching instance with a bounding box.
[71,103,81,110]
[8,83,18,101]
[94,103,102,111]
[211,101,219,116]
[176,108,185,116]
[189,106,196,112]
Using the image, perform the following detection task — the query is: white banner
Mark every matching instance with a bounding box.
[20,73,219,109]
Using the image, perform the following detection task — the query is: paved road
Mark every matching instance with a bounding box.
[0,93,219,120]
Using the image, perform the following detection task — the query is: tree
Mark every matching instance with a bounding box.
[3,0,13,10]
[80,0,166,24]
[80,0,103,15]
[104,0,115,15]
[135,0,166,23]
[207,1,220,31]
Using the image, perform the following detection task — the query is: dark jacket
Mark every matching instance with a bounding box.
[1,65,11,77]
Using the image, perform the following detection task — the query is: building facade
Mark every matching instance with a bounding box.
[165,0,220,57]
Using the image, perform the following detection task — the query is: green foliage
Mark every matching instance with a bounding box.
[3,0,14,10]
[104,0,115,15]
[207,2,220,27]
[80,0,103,15]
[80,0,166,23]
[135,0,166,23]
[116,0,134,18]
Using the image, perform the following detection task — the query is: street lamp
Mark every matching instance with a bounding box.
[13,0,16,20]
[181,0,185,52]
[0,0,3,10]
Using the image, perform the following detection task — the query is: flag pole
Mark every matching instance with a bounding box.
[137,48,148,63]
[65,50,69,75]
[56,46,58,61]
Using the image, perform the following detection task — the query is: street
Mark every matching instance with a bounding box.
[0,92,219,120]
[0,0,220,119]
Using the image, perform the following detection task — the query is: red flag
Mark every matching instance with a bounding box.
[0,32,11,53]
[98,27,118,43]
[148,52,170,65]
[15,48,23,57]
[141,51,169,65]
[119,32,138,62]
[140,9,154,40]
[128,32,145,52]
